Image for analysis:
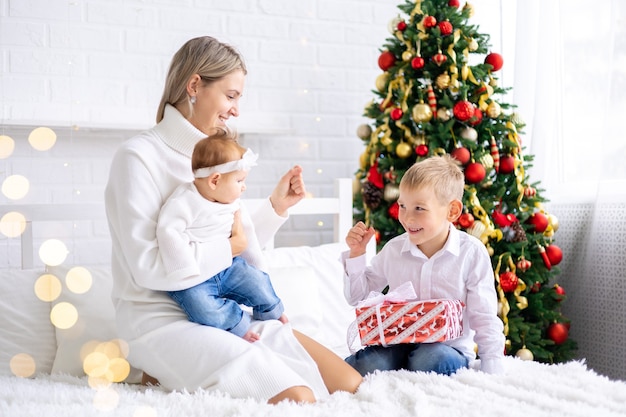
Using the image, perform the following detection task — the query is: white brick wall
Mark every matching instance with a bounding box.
[1,0,507,266]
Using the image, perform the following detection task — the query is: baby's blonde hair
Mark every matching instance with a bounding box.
[191,128,245,172]
[399,155,464,204]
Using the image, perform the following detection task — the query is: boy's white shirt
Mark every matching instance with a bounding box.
[342,224,505,374]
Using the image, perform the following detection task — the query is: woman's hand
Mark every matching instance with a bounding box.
[346,221,376,258]
[269,165,306,217]
[230,210,247,257]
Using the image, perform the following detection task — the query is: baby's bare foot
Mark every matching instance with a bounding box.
[279,314,289,324]
[243,330,261,343]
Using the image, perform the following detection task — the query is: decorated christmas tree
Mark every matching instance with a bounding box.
[353,0,577,363]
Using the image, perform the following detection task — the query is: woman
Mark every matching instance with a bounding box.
[104,36,362,404]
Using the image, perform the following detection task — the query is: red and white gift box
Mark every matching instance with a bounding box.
[354,283,464,347]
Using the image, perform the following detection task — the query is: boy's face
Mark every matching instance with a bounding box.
[397,184,460,258]
[212,170,248,203]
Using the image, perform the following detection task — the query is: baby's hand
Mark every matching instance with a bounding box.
[346,221,376,258]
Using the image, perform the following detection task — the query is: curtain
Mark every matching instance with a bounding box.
[512,0,626,380]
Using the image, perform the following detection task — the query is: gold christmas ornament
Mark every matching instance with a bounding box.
[375,73,388,92]
[356,124,372,140]
[437,108,451,121]
[436,72,450,90]
[383,183,400,202]
[402,51,413,61]
[460,127,478,141]
[489,76,498,87]
[468,38,478,51]
[412,102,433,123]
[548,214,559,232]
[487,101,501,118]
[515,347,534,361]
[510,112,524,125]
[479,153,494,170]
[396,142,412,158]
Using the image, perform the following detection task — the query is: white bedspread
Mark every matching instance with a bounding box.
[2,356,625,417]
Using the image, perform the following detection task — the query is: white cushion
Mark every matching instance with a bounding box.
[264,242,354,358]
[47,265,142,383]
[0,269,57,376]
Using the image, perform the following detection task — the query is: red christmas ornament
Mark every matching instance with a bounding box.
[547,323,568,345]
[378,51,396,71]
[423,15,437,28]
[397,21,407,31]
[524,186,537,197]
[554,284,566,298]
[464,162,486,183]
[499,155,515,174]
[439,21,453,36]
[469,107,483,126]
[517,257,532,272]
[448,0,461,8]
[527,212,549,233]
[388,201,399,220]
[432,51,447,66]
[390,107,404,120]
[537,244,552,270]
[415,144,429,156]
[489,136,500,172]
[411,56,425,69]
[531,281,541,293]
[450,147,470,165]
[453,100,475,121]
[367,163,384,189]
[485,52,504,71]
[545,244,563,266]
[499,271,519,293]
[457,212,475,229]
[492,210,516,228]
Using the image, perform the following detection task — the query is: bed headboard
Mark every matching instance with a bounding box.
[1,178,373,270]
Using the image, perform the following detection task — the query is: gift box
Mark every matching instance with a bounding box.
[355,298,464,347]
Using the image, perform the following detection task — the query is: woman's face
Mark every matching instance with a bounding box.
[188,69,245,134]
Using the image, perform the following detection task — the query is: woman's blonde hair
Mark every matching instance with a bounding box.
[156,36,247,123]
[191,128,245,172]
[399,155,465,203]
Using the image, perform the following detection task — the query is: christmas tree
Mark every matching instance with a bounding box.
[353,0,577,363]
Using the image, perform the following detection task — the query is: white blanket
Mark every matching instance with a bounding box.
[2,357,625,417]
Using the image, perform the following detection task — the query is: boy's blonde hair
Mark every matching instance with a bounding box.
[192,128,246,172]
[399,155,465,203]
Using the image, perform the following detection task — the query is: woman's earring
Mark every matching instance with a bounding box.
[190,96,196,105]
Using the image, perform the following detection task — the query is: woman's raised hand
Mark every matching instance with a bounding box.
[269,165,306,216]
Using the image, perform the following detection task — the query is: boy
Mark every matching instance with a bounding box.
[343,155,504,375]
[157,128,286,343]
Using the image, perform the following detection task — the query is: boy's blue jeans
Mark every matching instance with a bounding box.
[168,256,284,337]
[345,342,469,376]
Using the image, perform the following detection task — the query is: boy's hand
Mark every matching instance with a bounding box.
[346,221,375,258]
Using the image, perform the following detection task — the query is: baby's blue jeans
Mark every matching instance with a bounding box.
[168,256,284,337]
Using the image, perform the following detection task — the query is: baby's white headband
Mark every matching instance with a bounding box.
[194,148,258,178]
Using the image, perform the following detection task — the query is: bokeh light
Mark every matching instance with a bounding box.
[82,339,132,384]
[65,266,93,294]
[9,353,36,378]
[0,211,27,238]
[2,174,30,200]
[34,273,63,302]
[50,301,78,329]
[38,239,68,266]
[0,134,15,159]
[28,127,57,151]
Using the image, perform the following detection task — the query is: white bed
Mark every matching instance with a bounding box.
[1,178,625,417]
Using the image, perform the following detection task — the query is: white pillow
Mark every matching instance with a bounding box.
[264,242,355,359]
[0,269,57,377]
[268,265,322,340]
[47,265,142,383]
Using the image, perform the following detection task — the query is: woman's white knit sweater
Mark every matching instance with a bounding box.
[104,105,327,399]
